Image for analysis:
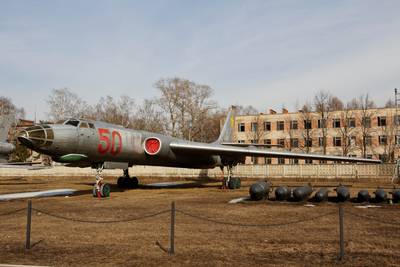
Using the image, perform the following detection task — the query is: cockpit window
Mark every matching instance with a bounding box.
[79,122,89,128]
[88,123,95,129]
[64,119,80,127]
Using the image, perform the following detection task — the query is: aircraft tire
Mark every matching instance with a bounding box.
[117,177,125,188]
[100,183,111,197]
[128,177,139,188]
[228,177,241,189]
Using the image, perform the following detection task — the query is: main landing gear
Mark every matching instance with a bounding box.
[222,165,241,190]
[92,165,111,198]
[117,169,139,189]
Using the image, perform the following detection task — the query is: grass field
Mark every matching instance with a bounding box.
[0,175,399,266]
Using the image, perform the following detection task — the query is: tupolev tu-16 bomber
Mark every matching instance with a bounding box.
[1,1,400,266]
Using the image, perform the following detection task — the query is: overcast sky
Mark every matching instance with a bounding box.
[1,0,400,120]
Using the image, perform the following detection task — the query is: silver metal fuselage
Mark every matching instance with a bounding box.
[21,122,221,169]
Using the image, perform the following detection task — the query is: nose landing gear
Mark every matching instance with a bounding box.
[92,165,111,198]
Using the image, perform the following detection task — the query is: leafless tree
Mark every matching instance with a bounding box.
[246,114,264,144]
[154,77,217,141]
[298,103,314,153]
[350,94,377,158]
[237,105,259,115]
[133,99,165,133]
[0,96,25,119]
[338,105,357,156]
[92,95,135,127]
[46,88,89,122]
[314,91,333,155]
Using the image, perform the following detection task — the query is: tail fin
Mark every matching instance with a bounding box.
[214,106,236,144]
[0,114,15,142]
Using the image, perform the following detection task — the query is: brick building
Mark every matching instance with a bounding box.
[234,107,399,164]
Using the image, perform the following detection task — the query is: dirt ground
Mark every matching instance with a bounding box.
[0,175,399,267]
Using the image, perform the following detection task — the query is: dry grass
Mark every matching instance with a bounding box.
[0,175,399,266]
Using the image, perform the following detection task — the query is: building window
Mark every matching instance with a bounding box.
[265,158,272,164]
[251,139,257,144]
[394,115,400,126]
[278,138,285,147]
[305,159,313,164]
[305,138,312,147]
[290,120,298,130]
[238,123,245,132]
[238,140,245,143]
[304,120,312,129]
[349,154,357,157]
[278,158,285,164]
[334,137,342,147]
[333,118,341,128]
[320,160,327,164]
[365,136,372,146]
[251,156,256,164]
[318,137,325,147]
[289,158,299,164]
[290,138,299,148]
[264,121,271,131]
[379,135,387,145]
[277,121,285,131]
[348,118,356,128]
[318,119,326,128]
[378,116,386,127]
[251,122,258,132]
[263,139,271,145]
[396,136,400,145]
[366,154,373,159]
[362,117,371,128]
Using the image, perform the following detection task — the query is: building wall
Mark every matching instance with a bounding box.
[234,107,400,164]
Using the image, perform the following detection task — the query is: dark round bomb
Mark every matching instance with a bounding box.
[249,181,271,201]
[314,188,329,202]
[292,185,313,202]
[336,185,350,202]
[357,190,370,202]
[374,188,387,203]
[391,189,400,203]
[275,186,291,201]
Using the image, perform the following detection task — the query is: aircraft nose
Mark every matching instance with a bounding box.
[18,125,54,149]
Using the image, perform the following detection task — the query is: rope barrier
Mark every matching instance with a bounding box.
[32,207,170,224]
[176,209,337,228]
[346,209,400,227]
[0,208,25,217]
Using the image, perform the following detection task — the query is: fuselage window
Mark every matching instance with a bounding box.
[79,122,89,128]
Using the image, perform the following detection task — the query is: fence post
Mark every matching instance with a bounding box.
[338,205,345,260]
[25,200,32,250]
[169,201,175,255]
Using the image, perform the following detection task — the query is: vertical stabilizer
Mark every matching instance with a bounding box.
[214,106,236,144]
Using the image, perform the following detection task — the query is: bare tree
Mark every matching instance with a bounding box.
[338,106,357,156]
[0,96,25,119]
[133,99,165,133]
[299,103,314,153]
[46,88,89,122]
[246,114,264,144]
[92,95,135,127]
[237,105,259,115]
[154,77,217,141]
[351,94,376,158]
[314,91,333,155]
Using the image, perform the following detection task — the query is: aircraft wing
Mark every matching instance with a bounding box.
[169,141,382,164]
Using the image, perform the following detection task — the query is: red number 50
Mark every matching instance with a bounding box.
[98,128,122,155]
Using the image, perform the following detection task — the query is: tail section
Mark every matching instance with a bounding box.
[214,106,236,144]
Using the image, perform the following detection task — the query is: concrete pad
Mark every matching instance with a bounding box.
[0,189,77,201]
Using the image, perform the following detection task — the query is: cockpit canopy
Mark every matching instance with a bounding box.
[63,119,95,129]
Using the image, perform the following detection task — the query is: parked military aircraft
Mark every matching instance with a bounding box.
[17,106,381,197]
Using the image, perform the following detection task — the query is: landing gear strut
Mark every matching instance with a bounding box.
[222,165,241,190]
[117,168,139,189]
[92,165,111,198]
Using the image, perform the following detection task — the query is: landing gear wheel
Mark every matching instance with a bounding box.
[100,183,111,197]
[228,177,241,189]
[129,177,138,188]
[117,176,125,188]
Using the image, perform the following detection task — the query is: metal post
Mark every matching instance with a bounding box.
[338,205,345,260]
[169,201,175,255]
[25,200,32,250]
